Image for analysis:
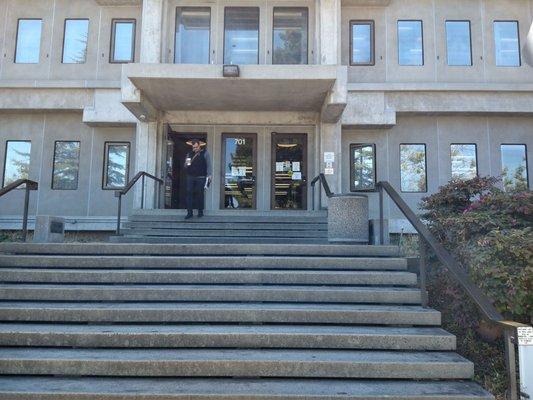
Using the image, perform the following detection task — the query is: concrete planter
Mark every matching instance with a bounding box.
[327,194,369,244]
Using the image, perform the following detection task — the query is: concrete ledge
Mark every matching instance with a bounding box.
[0,216,119,232]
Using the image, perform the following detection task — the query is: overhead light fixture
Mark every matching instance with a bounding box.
[223,64,240,77]
[186,140,207,147]
[277,143,298,148]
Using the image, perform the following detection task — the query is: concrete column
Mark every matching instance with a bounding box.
[319,121,342,205]
[140,0,164,63]
[134,121,159,208]
[319,0,341,65]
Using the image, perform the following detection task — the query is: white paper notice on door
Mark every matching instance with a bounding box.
[238,167,247,177]
[292,172,302,181]
[292,162,301,172]
[231,167,239,177]
[275,162,284,172]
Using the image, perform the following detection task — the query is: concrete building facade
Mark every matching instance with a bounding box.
[0,0,532,231]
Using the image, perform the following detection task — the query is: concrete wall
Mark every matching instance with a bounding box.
[0,112,135,230]
[0,0,141,82]
[342,115,533,222]
[341,0,533,83]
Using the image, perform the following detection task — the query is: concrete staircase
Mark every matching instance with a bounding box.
[0,242,493,399]
[111,212,329,244]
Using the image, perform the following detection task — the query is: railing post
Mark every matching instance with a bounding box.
[116,193,123,236]
[419,237,429,308]
[22,184,31,242]
[312,185,315,211]
[141,174,145,209]
[378,184,384,245]
[504,328,518,400]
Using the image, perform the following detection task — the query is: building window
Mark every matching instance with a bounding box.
[398,20,423,66]
[2,141,31,187]
[494,21,521,67]
[501,144,528,191]
[15,19,42,64]
[400,144,427,192]
[451,144,477,180]
[62,19,89,64]
[52,141,80,190]
[350,20,374,66]
[175,7,210,64]
[350,144,376,191]
[446,21,472,66]
[103,142,130,189]
[224,7,259,65]
[272,7,308,65]
[110,19,135,63]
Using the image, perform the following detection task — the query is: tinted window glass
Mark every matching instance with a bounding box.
[446,21,472,66]
[62,19,89,64]
[112,20,135,63]
[273,7,308,65]
[400,144,427,192]
[351,21,373,65]
[224,7,259,65]
[451,144,477,180]
[494,21,520,67]
[103,143,129,189]
[398,20,423,66]
[15,19,42,64]
[501,144,528,191]
[52,141,80,190]
[175,7,210,64]
[351,144,375,191]
[3,141,31,187]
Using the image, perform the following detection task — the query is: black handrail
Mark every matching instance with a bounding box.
[376,180,528,400]
[310,173,333,210]
[0,179,38,241]
[115,172,163,235]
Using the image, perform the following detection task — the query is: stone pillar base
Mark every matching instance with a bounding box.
[328,195,369,243]
[33,216,65,243]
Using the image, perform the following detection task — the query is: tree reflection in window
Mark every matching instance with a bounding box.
[62,19,89,64]
[400,144,427,192]
[273,8,308,65]
[3,141,31,187]
[52,141,80,190]
[351,144,375,191]
[451,144,477,180]
[104,143,129,189]
[501,144,528,191]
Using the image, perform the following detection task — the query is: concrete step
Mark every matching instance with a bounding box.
[0,324,455,350]
[0,243,400,257]
[120,228,328,238]
[112,236,331,244]
[0,255,407,270]
[0,284,422,304]
[0,302,440,325]
[0,377,495,399]
[0,348,473,379]
[128,214,328,223]
[125,222,328,230]
[0,269,417,286]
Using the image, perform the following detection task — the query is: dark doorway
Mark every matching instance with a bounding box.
[164,132,208,209]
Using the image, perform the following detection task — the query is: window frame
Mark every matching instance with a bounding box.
[349,20,375,66]
[14,18,43,64]
[399,143,428,193]
[349,143,376,192]
[445,20,473,67]
[397,19,424,66]
[109,18,136,64]
[500,143,529,190]
[271,6,309,65]
[223,6,260,65]
[61,18,90,64]
[2,140,32,188]
[51,140,81,191]
[102,141,130,190]
[493,20,521,67]
[450,143,478,180]
[174,7,212,64]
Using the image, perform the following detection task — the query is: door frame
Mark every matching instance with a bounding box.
[270,132,308,210]
[220,132,258,210]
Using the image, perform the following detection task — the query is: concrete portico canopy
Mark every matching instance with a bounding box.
[121,64,347,123]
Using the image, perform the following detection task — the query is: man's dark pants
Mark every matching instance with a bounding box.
[186,176,205,214]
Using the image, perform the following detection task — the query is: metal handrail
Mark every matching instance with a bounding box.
[115,171,163,235]
[310,173,333,210]
[376,180,528,400]
[0,179,38,241]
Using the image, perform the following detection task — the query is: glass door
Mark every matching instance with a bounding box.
[271,133,307,210]
[221,133,257,209]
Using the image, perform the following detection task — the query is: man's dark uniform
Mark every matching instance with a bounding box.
[184,148,211,217]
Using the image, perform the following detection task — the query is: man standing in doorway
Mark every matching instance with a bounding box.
[184,139,212,220]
